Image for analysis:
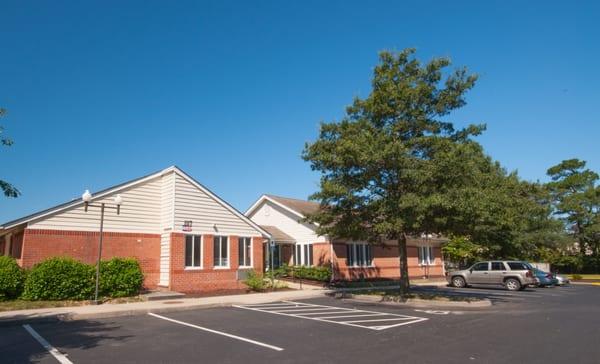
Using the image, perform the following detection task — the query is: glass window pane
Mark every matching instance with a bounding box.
[346,244,352,266]
[245,239,252,266]
[214,236,220,266]
[303,245,308,266]
[238,237,244,266]
[222,237,228,266]
[308,244,313,266]
[366,245,372,266]
[185,235,193,267]
[193,236,201,267]
[357,244,364,266]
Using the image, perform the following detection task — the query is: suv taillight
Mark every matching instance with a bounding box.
[526,270,533,278]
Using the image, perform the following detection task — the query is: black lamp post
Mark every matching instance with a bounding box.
[82,189,123,304]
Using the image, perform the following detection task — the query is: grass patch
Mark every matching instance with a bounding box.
[331,280,401,289]
[0,295,146,312]
[567,274,600,280]
[0,299,90,312]
[348,289,482,302]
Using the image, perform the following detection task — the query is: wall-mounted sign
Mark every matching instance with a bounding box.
[182,220,193,232]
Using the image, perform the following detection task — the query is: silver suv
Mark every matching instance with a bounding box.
[446,261,537,291]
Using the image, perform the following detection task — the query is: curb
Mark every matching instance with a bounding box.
[570,282,600,286]
[0,290,329,326]
[333,292,492,308]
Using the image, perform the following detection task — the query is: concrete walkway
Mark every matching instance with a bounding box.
[0,289,329,325]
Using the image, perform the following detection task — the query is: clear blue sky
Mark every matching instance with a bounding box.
[1,0,598,223]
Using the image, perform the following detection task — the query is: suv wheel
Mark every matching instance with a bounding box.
[452,276,466,288]
[505,278,521,291]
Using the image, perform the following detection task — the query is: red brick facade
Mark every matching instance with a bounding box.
[11,229,266,293]
[19,229,161,289]
[169,233,264,293]
[328,242,444,281]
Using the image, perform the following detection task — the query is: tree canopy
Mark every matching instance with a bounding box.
[303,48,489,295]
[0,108,20,198]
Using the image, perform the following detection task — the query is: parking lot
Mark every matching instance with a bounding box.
[2,284,599,364]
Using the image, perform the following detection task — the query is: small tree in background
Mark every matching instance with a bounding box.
[547,159,600,271]
[0,108,20,198]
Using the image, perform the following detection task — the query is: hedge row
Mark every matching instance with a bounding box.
[0,256,144,301]
[273,264,332,282]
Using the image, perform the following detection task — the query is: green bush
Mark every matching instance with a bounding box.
[0,256,25,301]
[291,265,331,282]
[22,258,95,301]
[99,258,144,298]
[273,264,332,282]
[243,270,268,291]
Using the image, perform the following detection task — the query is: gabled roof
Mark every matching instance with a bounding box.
[0,166,271,238]
[259,225,295,243]
[245,194,321,222]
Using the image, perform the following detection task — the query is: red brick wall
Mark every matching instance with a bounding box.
[169,233,264,293]
[331,242,444,280]
[21,229,161,289]
[313,242,331,266]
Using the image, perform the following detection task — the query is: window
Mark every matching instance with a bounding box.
[213,236,229,268]
[472,262,489,271]
[507,262,529,271]
[185,235,202,268]
[294,243,313,266]
[238,237,252,267]
[417,246,434,265]
[491,262,506,271]
[346,243,372,267]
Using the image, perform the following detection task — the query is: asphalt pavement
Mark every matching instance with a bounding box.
[1,284,598,364]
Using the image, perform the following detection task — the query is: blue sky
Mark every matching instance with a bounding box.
[1,0,598,223]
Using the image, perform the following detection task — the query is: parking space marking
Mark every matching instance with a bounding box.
[148,313,284,351]
[22,324,74,364]
[233,301,428,331]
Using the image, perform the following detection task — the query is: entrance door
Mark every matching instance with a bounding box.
[265,243,282,270]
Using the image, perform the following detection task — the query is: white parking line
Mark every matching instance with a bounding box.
[234,301,428,331]
[22,324,73,364]
[148,313,284,351]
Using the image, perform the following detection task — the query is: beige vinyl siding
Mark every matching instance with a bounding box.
[160,172,175,230]
[28,177,162,233]
[159,232,170,286]
[248,200,326,244]
[173,174,260,236]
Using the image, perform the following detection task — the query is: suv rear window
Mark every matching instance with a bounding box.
[507,262,528,270]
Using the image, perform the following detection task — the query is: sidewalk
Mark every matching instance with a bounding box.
[0,289,329,325]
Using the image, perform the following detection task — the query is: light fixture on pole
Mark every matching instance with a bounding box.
[81,190,123,304]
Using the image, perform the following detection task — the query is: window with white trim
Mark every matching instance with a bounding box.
[346,243,372,267]
[185,235,202,268]
[293,243,313,266]
[213,236,229,267]
[418,246,434,265]
[238,237,252,267]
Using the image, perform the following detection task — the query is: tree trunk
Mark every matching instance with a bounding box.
[397,233,410,298]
